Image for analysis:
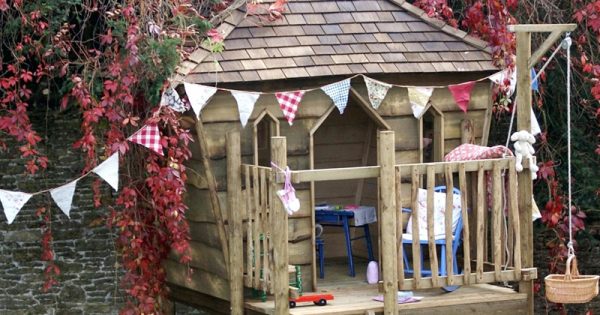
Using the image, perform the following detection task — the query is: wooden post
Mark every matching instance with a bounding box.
[194,119,229,268]
[270,136,289,314]
[378,131,398,315]
[460,119,475,144]
[226,131,244,315]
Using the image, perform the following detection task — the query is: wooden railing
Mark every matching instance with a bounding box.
[241,164,274,294]
[395,158,524,290]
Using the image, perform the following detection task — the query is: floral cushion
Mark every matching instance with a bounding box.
[405,188,461,241]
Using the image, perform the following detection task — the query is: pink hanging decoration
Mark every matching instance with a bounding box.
[448,81,476,113]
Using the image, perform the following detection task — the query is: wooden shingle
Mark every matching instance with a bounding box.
[185,0,497,84]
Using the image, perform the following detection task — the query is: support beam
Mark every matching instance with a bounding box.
[528,30,563,69]
[194,119,229,267]
[270,136,289,314]
[226,131,244,315]
[507,24,576,33]
[378,131,398,315]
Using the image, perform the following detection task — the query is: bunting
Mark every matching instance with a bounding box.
[50,180,78,218]
[231,91,260,127]
[128,124,163,156]
[321,78,351,114]
[448,81,476,113]
[364,77,392,109]
[531,68,539,92]
[276,91,305,125]
[160,88,186,113]
[184,83,217,117]
[0,190,32,224]
[408,87,434,118]
[92,153,120,191]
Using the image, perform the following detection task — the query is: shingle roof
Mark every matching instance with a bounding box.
[177,0,496,84]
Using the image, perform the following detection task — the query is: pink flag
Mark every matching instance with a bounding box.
[448,81,476,113]
[128,124,163,156]
[276,91,305,125]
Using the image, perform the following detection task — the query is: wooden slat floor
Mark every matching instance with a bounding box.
[245,258,528,315]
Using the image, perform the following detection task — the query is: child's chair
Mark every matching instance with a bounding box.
[401,186,463,291]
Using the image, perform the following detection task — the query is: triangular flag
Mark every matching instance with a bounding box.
[50,180,78,218]
[488,69,507,85]
[448,81,476,113]
[128,124,163,156]
[276,91,305,125]
[321,78,351,114]
[408,87,434,118]
[531,108,541,136]
[364,76,392,109]
[184,83,217,117]
[93,153,119,191]
[0,190,32,224]
[489,69,516,97]
[231,91,260,127]
[531,68,539,92]
[160,88,186,113]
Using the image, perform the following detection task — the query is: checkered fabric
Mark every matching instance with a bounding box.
[276,91,305,125]
[321,78,351,114]
[128,124,163,156]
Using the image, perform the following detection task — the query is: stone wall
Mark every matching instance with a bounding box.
[0,110,123,314]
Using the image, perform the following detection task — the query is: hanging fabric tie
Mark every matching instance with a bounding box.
[271,162,300,215]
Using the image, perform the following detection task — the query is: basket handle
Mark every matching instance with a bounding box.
[565,254,580,280]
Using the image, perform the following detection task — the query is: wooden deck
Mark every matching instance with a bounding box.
[245,259,528,315]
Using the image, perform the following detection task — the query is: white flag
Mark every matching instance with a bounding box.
[321,78,351,114]
[364,76,392,109]
[160,88,186,113]
[93,153,119,191]
[50,180,78,218]
[0,190,32,224]
[531,108,541,136]
[408,87,434,118]
[489,69,516,97]
[184,83,217,118]
[231,91,260,127]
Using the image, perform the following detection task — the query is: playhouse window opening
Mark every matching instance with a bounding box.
[422,111,435,163]
[253,111,279,167]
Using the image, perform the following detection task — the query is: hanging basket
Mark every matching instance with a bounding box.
[545,255,600,304]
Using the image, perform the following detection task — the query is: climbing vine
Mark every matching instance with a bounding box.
[0,0,228,313]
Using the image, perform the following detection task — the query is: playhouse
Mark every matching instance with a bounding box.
[161,1,574,314]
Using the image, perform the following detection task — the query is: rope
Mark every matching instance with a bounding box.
[564,34,575,256]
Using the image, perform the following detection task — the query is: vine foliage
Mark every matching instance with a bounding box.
[0,0,225,313]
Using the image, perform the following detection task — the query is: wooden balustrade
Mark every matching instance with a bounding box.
[241,164,274,294]
[396,158,523,290]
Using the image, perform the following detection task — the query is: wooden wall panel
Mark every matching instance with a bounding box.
[165,260,230,301]
[170,240,228,279]
[443,110,486,140]
[185,186,228,223]
[189,221,223,249]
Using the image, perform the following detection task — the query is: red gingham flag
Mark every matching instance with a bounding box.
[128,124,163,156]
[276,91,305,125]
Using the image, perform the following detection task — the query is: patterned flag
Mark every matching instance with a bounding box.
[184,83,218,118]
[448,81,476,113]
[50,180,78,218]
[93,153,120,191]
[276,91,305,125]
[407,87,433,118]
[128,124,163,156]
[0,190,32,224]
[321,78,351,114]
[160,88,186,113]
[364,76,392,109]
[231,91,260,127]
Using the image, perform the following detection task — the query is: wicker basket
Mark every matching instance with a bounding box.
[545,255,600,304]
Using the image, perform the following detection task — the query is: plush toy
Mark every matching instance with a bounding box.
[510,130,539,180]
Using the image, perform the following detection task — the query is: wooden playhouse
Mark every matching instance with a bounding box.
[163,1,573,314]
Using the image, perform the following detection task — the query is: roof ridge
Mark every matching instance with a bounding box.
[388,0,491,53]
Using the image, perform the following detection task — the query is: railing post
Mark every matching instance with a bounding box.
[270,136,289,314]
[378,131,398,315]
[226,131,244,315]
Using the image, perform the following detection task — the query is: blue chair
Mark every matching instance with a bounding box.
[316,237,325,278]
[401,186,463,291]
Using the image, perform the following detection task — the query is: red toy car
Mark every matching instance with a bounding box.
[289,293,334,308]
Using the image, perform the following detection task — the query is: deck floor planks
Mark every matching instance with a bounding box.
[244,259,527,315]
